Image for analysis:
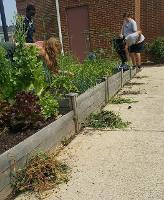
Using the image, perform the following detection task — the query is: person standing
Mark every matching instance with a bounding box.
[24,4,36,43]
[120,12,138,65]
[121,12,137,38]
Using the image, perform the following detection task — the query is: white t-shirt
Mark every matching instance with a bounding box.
[125,32,145,46]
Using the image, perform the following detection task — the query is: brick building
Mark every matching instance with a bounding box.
[16,0,164,61]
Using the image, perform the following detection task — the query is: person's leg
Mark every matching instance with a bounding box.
[129,52,136,67]
[125,44,130,61]
[135,53,141,67]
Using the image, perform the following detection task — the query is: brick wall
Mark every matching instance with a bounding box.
[16,0,164,58]
[16,0,140,49]
[141,0,164,42]
[59,0,140,52]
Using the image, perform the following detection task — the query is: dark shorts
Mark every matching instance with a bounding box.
[129,41,144,53]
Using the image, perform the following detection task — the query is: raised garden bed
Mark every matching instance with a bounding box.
[0,68,137,200]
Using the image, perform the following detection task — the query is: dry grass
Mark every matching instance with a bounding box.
[12,152,70,196]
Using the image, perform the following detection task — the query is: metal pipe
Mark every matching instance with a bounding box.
[0,0,9,41]
[55,0,64,55]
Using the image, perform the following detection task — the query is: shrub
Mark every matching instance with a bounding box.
[0,15,49,101]
[146,37,164,63]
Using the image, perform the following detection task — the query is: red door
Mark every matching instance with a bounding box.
[66,6,90,61]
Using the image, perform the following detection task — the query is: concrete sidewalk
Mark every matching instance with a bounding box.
[15,66,164,200]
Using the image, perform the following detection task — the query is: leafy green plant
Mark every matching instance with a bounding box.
[0,15,48,101]
[57,55,118,94]
[110,96,138,104]
[146,37,164,63]
[11,152,69,195]
[0,47,15,100]
[1,91,45,133]
[14,15,26,46]
[50,74,78,97]
[39,92,59,119]
[88,110,130,129]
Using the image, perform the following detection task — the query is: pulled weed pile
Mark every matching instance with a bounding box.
[110,96,137,104]
[12,152,69,195]
[121,90,141,95]
[134,75,149,79]
[88,110,130,129]
[126,82,145,86]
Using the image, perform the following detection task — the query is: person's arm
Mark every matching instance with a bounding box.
[136,31,142,44]
[120,25,124,38]
[132,20,137,33]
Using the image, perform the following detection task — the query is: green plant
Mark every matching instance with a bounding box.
[11,152,69,195]
[39,92,59,119]
[61,135,75,147]
[0,47,15,100]
[58,55,118,94]
[88,110,130,129]
[14,15,26,46]
[1,91,45,133]
[110,96,138,104]
[50,74,78,97]
[0,15,48,101]
[146,37,164,63]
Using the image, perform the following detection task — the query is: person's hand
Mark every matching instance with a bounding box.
[119,34,124,38]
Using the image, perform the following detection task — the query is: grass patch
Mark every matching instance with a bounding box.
[110,96,138,104]
[61,135,75,147]
[121,90,141,95]
[11,152,70,196]
[88,110,130,129]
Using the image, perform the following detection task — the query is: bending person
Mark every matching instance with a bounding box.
[125,31,145,69]
[26,37,73,76]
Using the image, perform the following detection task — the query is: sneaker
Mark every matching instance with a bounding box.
[138,65,143,70]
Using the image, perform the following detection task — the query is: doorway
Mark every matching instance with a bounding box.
[66,6,90,61]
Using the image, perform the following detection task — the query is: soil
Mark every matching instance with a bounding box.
[0,118,55,155]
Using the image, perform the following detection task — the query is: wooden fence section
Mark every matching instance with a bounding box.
[108,71,122,98]
[77,82,106,124]
[0,68,137,200]
[122,70,131,86]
